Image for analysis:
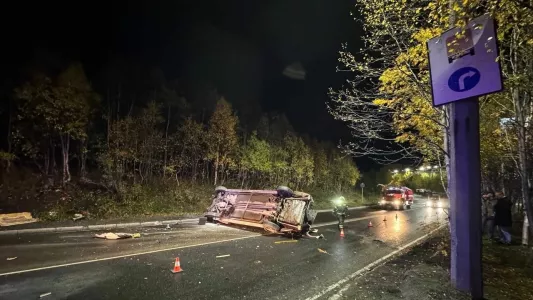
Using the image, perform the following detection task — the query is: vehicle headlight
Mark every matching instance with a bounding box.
[427,200,432,206]
[393,200,401,205]
[437,201,443,207]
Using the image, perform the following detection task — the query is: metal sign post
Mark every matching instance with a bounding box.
[360,182,365,202]
[427,14,503,300]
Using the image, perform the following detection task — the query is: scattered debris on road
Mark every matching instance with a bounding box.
[318,248,330,255]
[72,213,85,221]
[39,292,52,298]
[274,240,298,244]
[6,257,17,261]
[216,254,231,258]
[305,232,324,239]
[94,232,141,240]
[0,212,38,226]
[373,239,386,245]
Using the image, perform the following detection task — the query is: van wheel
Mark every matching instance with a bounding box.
[263,221,281,233]
[276,186,294,198]
[406,205,411,209]
[215,186,227,193]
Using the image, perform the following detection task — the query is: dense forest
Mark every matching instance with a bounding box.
[0,61,360,218]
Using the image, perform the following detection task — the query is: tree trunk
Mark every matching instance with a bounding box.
[522,212,529,246]
[192,161,198,183]
[60,134,71,184]
[510,27,533,244]
[44,139,50,176]
[214,153,219,186]
[80,139,87,179]
[164,105,171,177]
[517,121,533,243]
[51,141,57,175]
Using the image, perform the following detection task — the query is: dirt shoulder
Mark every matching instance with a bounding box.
[325,228,533,300]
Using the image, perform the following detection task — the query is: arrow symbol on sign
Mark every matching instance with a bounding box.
[458,71,477,91]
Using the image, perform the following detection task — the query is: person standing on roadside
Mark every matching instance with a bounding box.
[482,192,497,239]
[494,191,513,244]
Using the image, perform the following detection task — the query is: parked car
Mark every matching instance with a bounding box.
[426,193,446,208]
[379,186,413,210]
[416,188,432,196]
[203,186,317,236]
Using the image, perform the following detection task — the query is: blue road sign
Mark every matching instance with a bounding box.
[427,14,503,106]
[448,67,481,92]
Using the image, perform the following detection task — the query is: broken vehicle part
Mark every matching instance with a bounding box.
[94,232,141,240]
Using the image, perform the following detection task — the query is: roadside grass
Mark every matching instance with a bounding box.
[1,170,372,221]
[35,181,214,221]
[482,231,533,299]
[345,227,533,299]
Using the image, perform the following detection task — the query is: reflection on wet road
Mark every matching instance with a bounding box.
[0,203,448,300]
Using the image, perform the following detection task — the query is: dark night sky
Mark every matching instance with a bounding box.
[2,0,361,147]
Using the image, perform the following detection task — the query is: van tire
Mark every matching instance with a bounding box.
[263,220,281,233]
[215,186,227,193]
[277,186,294,198]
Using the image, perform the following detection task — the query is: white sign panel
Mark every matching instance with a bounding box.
[428,14,503,106]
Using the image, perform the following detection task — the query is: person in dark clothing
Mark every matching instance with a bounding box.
[494,192,513,244]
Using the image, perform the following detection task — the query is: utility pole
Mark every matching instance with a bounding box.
[428,5,502,298]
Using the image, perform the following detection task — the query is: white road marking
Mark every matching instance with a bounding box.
[328,283,351,300]
[0,234,260,277]
[305,223,448,300]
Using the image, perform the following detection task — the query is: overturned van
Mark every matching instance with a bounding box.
[203,186,317,235]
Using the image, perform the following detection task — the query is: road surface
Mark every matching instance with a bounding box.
[0,201,448,300]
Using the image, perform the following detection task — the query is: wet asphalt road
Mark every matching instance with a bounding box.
[0,201,448,300]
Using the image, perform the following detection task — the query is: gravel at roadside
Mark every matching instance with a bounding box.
[324,230,470,300]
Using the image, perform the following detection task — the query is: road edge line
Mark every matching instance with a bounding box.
[304,223,449,300]
[0,234,261,277]
[0,219,193,236]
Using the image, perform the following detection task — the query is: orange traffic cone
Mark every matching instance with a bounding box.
[368,221,373,228]
[340,228,345,238]
[171,257,183,273]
